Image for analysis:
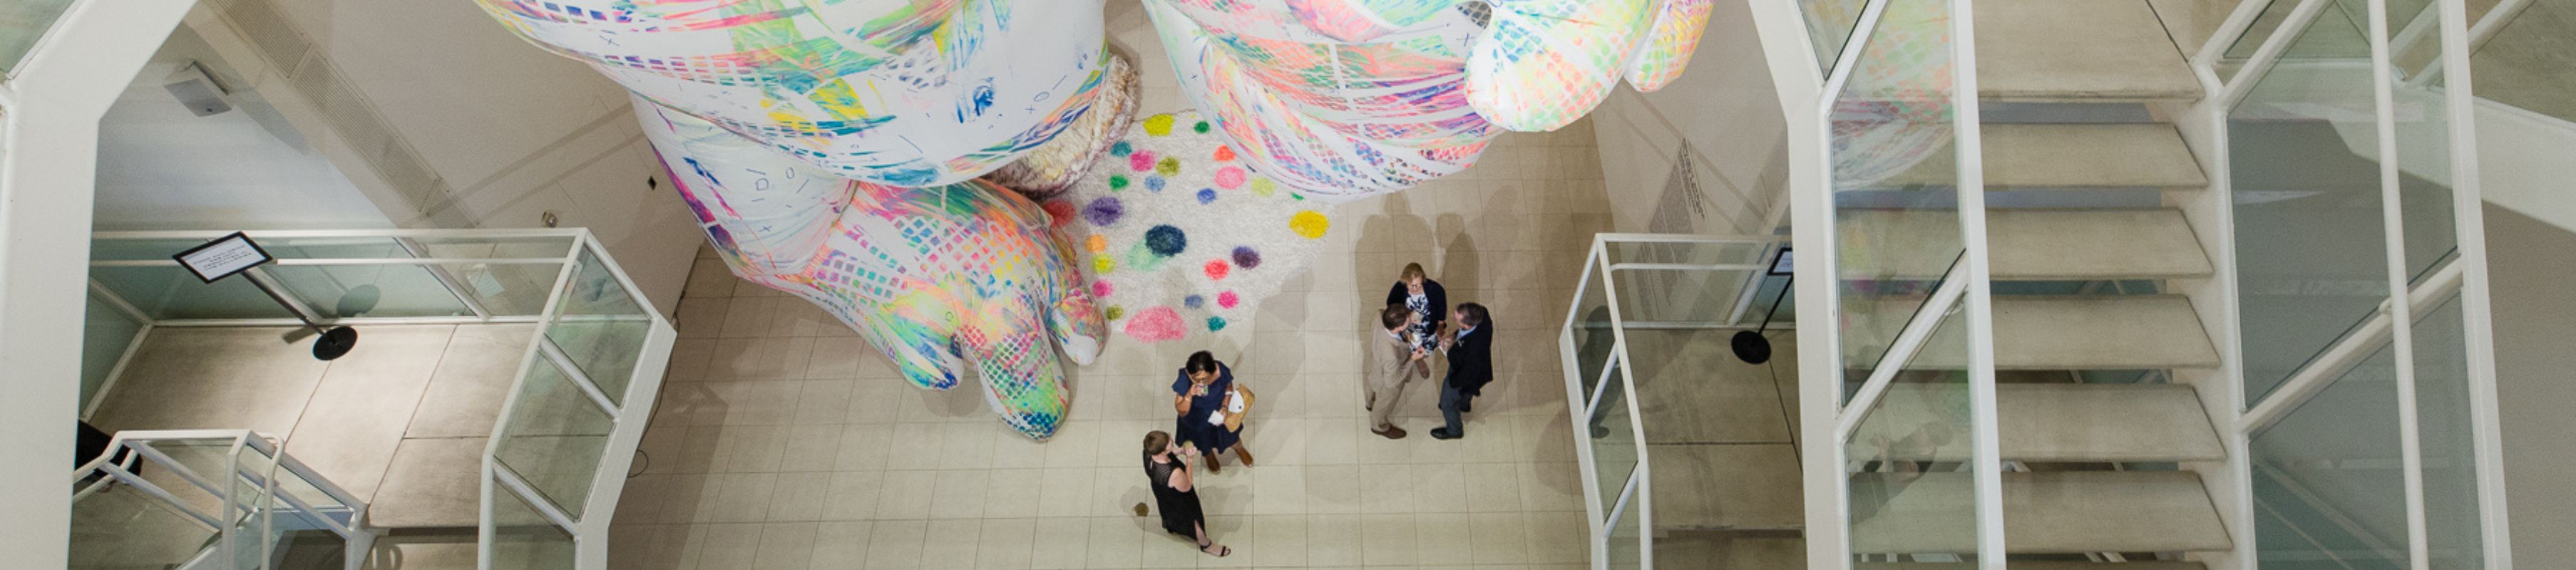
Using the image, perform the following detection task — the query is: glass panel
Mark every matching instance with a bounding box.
[2412,295,2487,569]
[1827,0,1961,392]
[89,239,220,261]
[1615,267,1755,325]
[83,290,145,405]
[2469,0,2576,123]
[1607,479,1647,569]
[1802,0,1875,71]
[488,486,578,569]
[1586,360,1638,512]
[453,261,566,317]
[493,358,615,519]
[0,0,74,74]
[90,265,291,321]
[1604,241,1766,267]
[1572,256,1617,400]
[407,234,580,259]
[2393,12,2458,282]
[2229,0,2392,405]
[264,264,475,318]
[1844,296,1982,564]
[2222,0,2374,82]
[2253,340,2408,569]
[250,237,406,259]
[545,248,650,404]
[68,485,219,570]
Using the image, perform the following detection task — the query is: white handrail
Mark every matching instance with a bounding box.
[2239,259,2465,432]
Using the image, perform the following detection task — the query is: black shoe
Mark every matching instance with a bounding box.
[1457,403,1472,413]
[1430,428,1460,440]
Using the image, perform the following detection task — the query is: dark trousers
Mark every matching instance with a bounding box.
[1438,383,1472,435]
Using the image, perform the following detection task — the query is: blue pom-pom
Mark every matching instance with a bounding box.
[1183,295,1204,309]
[1144,225,1187,257]
[1144,176,1166,192]
[1196,188,1217,204]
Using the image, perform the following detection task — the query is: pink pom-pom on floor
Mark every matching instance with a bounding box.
[1204,259,1230,281]
[1217,291,1238,309]
[1124,306,1186,342]
[1093,280,1114,298]
[1213,166,1247,190]
[1129,150,1159,172]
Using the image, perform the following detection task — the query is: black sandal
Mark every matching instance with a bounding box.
[1201,544,1231,557]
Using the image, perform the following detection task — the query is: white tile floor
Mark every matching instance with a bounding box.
[613,125,1616,569]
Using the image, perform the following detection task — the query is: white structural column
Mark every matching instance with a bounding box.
[1945,0,2005,564]
[2434,0,2516,564]
[2361,0,2434,568]
[0,0,197,565]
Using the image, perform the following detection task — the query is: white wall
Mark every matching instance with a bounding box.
[2481,204,2576,569]
[180,0,699,314]
[93,26,390,231]
[1588,0,1792,237]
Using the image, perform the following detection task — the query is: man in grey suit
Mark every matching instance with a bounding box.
[1367,304,1430,439]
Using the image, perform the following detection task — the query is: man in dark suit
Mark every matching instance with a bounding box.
[1431,303,1493,440]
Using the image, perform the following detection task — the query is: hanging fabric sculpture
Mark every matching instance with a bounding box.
[1144,0,1718,200]
[644,104,1106,439]
[1043,110,1333,343]
[477,0,1122,440]
[475,0,1719,437]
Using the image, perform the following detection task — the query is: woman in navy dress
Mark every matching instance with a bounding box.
[1171,351,1250,472]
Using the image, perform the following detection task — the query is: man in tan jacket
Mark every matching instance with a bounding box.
[1367,304,1430,439]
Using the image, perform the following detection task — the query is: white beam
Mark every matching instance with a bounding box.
[0,1,198,566]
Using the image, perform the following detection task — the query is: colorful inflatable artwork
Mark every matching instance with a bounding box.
[1142,0,1719,200]
[1044,110,1331,344]
[476,0,1715,437]
[642,104,1106,439]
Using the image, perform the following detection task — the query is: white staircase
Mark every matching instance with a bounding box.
[1846,0,2238,564]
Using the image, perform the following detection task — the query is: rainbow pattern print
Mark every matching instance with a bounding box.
[477,0,1114,187]
[642,103,1106,440]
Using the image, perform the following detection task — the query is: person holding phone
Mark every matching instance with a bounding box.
[1171,351,1249,472]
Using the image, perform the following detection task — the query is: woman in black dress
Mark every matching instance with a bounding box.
[1144,430,1231,557]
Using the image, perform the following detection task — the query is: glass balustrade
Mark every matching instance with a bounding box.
[81,229,671,570]
[1560,234,1788,566]
[69,431,371,570]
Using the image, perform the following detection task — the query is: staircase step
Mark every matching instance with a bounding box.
[1859,563,2208,570]
[1884,124,2209,189]
[1849,471,2233,554]
[1852,383,2227,462]
[1843,296,2221,370]
[1976,0,2202,101]
[1843,209,2215,280]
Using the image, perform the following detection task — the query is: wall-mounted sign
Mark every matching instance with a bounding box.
[173,232,272,283]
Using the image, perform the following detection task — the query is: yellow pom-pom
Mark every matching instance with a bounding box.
[1094,255,1117,273]
[1142,114,1175,137]
[1248,177,1276,197]
[1289,211,1330,239]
